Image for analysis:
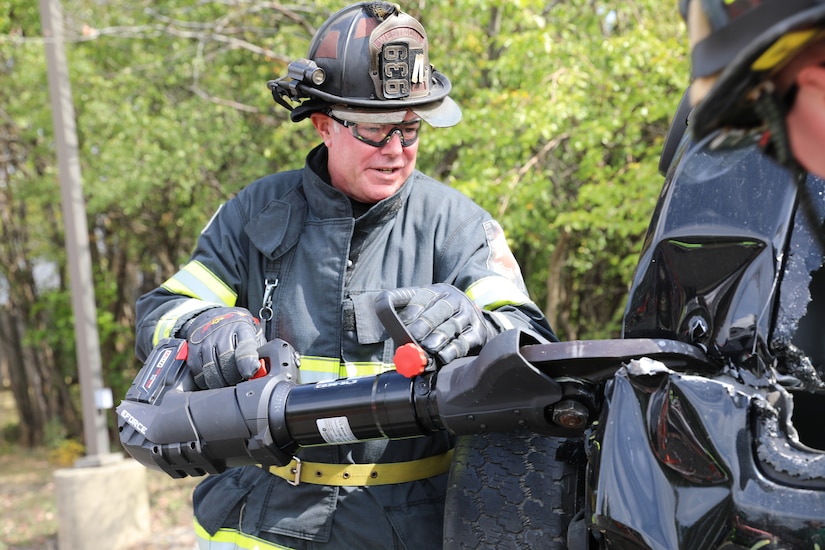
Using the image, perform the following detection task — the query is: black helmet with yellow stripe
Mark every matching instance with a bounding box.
[268,2,461,127]
[682,0,825,150]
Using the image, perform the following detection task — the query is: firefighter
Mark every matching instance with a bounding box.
[134,2,556,548]
[681,0,825,179]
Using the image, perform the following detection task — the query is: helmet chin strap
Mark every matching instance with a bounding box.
[753,84,825,255]
[752,82,798,171]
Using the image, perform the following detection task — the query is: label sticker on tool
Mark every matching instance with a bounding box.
[316,416,359,444]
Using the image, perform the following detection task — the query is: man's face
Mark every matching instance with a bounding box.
[311,111,419,204]
[785,65,825,179]
[776,40,825,179]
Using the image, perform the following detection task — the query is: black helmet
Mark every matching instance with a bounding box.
[268,2,461,127]
[683,0,825,142]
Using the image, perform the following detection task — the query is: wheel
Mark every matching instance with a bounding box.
[443,431,586,549]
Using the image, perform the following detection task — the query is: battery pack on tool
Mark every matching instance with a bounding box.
[128,338,196,405]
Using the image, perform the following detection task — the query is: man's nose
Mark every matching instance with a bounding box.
[381,129,405,152]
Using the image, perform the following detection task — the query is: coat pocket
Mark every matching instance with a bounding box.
[192,469,252,535]
[350,290,392,345]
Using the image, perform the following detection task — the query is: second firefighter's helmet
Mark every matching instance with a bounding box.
[683,0,825,140]
[268,2,460,127]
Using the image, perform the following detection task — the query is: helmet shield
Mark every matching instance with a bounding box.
[269,2,460,127]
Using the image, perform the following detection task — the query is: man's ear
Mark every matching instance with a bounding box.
[310,113,334,146]
[796,63,825,90]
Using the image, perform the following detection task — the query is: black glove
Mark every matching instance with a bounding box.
[397,283,494,365]
[185,307,264,389]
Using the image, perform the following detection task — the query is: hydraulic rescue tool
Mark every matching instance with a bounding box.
[117,289,709,479]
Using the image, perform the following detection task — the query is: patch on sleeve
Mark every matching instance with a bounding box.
[483,219,525,285]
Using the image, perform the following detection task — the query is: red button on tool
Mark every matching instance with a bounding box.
[394,343,428,378]
[175,341,189,361]
[251,358,268,379]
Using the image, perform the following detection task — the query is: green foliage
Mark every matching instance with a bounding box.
[48,438,85,466]
[1,421,20,447]
[416,0,689,338]
[43,416,69,450]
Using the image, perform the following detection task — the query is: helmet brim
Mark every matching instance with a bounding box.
[692,4,825,139]
[412,96,462,128]
[329,96,461,128]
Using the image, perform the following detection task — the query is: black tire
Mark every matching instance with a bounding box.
[443,431,586,550]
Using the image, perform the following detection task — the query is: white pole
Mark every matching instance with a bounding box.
[39,0,114,464]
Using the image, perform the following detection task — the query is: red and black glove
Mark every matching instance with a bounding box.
[397,283,494,365]
[185,307,265,389]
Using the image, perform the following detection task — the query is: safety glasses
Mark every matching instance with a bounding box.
[327,113,421,147]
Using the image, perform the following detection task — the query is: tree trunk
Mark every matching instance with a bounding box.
[546,230,577,341]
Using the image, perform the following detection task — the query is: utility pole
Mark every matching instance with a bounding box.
[40,4,150,547]
[39,0,115,465]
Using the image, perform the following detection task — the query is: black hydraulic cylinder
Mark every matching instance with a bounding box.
[283,371,441,446]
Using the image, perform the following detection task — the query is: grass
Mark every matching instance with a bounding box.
[0,447,58,549]
[0,391,201,550]
[0,444,202,550]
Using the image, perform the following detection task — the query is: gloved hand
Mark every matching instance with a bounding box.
[185,307,265,389]
[397,283,494,365]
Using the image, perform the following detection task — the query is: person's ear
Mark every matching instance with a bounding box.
[796,63,825,91]
[310,113,335,146]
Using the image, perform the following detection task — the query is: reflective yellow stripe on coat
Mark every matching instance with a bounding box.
[466,275,530,310]
[298,356,395,383]
[162,261,237,306]
[153,261,238,346]
[152,298,218,346]
[466,275,534,331]
[194,519,294,550]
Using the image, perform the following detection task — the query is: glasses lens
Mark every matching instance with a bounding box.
[328,114,420,147]
[353,122,420,147]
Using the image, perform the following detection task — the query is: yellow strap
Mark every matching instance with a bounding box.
[267,450,454,487]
